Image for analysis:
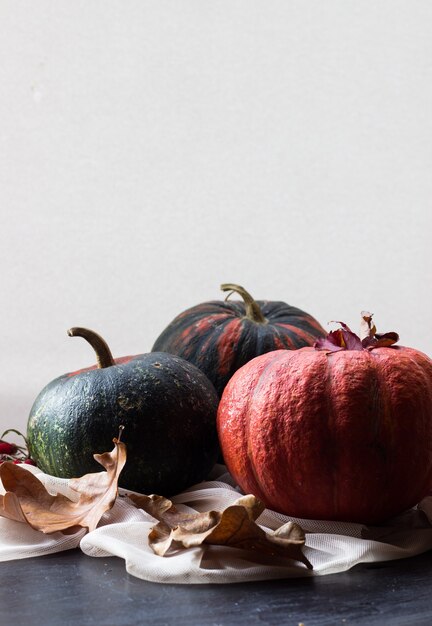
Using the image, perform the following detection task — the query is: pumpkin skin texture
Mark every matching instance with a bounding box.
[27,339,219,495]
[217,346,432,524]
[152,284,326,397]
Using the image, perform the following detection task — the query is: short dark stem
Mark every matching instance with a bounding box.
[220,283,267,324]
[67,327,115,368]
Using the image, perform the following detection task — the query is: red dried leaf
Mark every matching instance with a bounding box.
[316,314,399,353]
[331,320,354,333]
[0,441,18,455]
[315,328,363,352]
[314,332,346,352]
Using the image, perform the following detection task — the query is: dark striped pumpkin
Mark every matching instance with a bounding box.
[152,283,326,397]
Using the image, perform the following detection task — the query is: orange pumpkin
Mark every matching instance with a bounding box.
[217,318,432,523]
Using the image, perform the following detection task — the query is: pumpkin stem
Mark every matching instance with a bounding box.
[67,327,116,368]
[220,284,267,324]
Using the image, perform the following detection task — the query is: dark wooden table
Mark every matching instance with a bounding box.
[1,548,431,625]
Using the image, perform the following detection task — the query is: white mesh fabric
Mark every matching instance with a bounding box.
[1,464,432,582]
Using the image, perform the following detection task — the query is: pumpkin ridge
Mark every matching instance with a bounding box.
[226,319,264,381]
[172,315,229,358]
[346,351,389,520]
[253,321,281,356]
[329,348,431,522]
[327,351,385,521]
[324,352,339,519]
[371,348,417,508]
[273,323,318,348]
[247,349,327,514]
[368,351,395,509]
[243,358,280,502]
[214,319,243,378]
[221,352,287,503]
[376,348,432,505]
[245,351,299,506]
[264,303,324,332]
[398,348,432,394]
[195,318,243,389]
[269,324,294,350]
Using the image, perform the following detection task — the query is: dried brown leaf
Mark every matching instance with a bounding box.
[128,493,312,569]
[359,311,376,341]
[316,313,399,353]
[370,332,400,349]
[0,438,126,534]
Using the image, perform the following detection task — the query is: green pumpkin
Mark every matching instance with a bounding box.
[27,328,219,495]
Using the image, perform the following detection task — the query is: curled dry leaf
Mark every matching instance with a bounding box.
[315,312,399,353]
[128,492,312,569]
[372,331,400,348]
[359,311,376,341]
[0,438,126,534]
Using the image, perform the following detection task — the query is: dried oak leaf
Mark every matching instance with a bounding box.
[0,438,126,534]
[128,493,312,569]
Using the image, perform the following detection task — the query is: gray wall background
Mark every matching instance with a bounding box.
[1,1,431,435]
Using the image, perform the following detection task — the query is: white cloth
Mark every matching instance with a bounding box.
[1,464,432,583]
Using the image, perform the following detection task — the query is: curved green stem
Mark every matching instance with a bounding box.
[67,327,115,368]
[220,283,267,324]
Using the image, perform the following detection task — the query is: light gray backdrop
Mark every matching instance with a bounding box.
[1,1,431,436]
